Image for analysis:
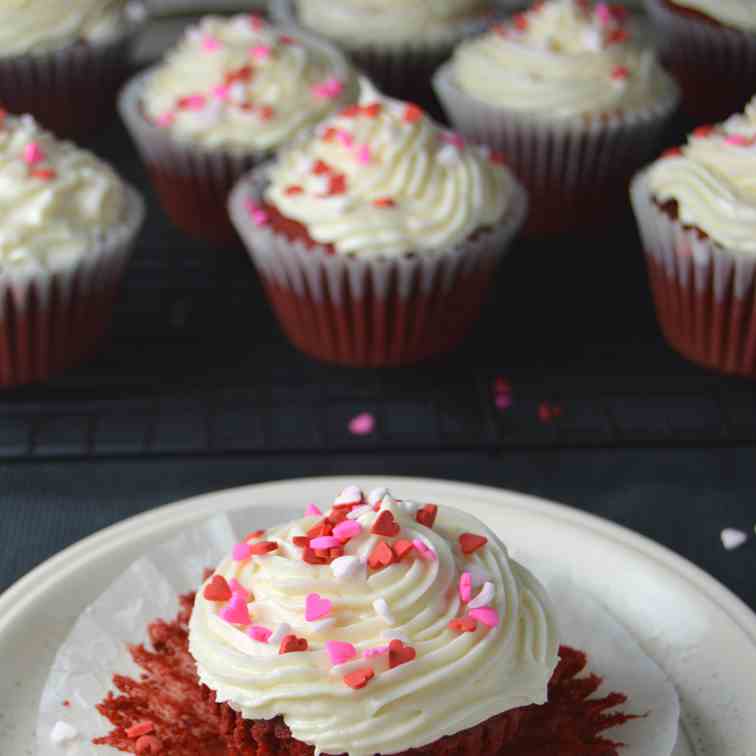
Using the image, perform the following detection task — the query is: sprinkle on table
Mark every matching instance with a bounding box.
[721,528,748,551]
[349,412,375,435]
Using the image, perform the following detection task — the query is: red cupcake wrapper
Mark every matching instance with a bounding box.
[229,164,528,367]
[631,170,756,378]
[0,23,141,139]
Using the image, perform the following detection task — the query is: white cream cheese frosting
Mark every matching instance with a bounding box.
[142,15,355,151]
[0,0,129,57]
[646,97,756,253]
[294,0,490,46]
[190,486,559,756]
[669,0,756,32]
[0,113,128,271]
[262,80,517,258]
[450,0,677,117]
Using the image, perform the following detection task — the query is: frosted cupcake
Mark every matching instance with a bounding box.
[0,1,144,138]
[644,1,756,122]
[119,14,356,246]
[0,113,144,389]
[229,80,527,367]
[631,99,756,378]
[434,0,680,236]
[271,0,491,103]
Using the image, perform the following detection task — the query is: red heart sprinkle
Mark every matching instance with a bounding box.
[344,667,374,689]
[607,28,628,44]
[372,510,400,537]
[693,125,715,139]
[307,520,333,538]
[388,639,416,669]
[285,185,304,195]
[459,533,488,555]
[245,529,265,540]
[225,66,253,85]
[279,634,308,654]
[415,504,438,529]
[322,127,339,142]
[250,541,278,555]
[327,508,349,525]
[303,547,327,565]
[258,105,274,121]
[449,617,478,633]
[373,197,395,208]
[312,159,331,175]
[368,540,396,570]
[393,539,414,560]
[403,104,423,124]
[362,103,382,118]
[327,174,347,196]
[203,575,232,602]
[292,536,310,548]
[513,13,528,30]
[340,104,361,118]
[490,151,507,165]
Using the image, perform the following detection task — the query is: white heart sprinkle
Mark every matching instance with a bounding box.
[368,487,390,506]
[331,555,363,580]
[269,622,292,645]
[309,617,336,633]
[50,721,78,745]
[334,485,363,506]
[399,499,421,516]
[373,598,395,625]
[721,528,748,551]
[437,144,460,165]
[468,581,495,609]
[347,505,372,520]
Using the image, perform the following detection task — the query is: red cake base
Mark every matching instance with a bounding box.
[94,592,635,756]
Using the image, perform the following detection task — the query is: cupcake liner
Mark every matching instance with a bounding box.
[35,505,679,755]
[118,30,355,248]
[0,187,145,389]
[644,0,756,123]
[631,171,756,378]
[0,8,145,139]
[271,0,489,105]
[229,164,528,367]
[433,63,680,237]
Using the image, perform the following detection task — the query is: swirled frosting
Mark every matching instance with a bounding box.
[264,80,517,257]
[0,113,128,271]
[294,0,489,46]
[142,15,355,151]
[670,0,756,32]
[646,98,756,253]
[450,0,676,117]
[0,0,129,57]
[190,486,559,756]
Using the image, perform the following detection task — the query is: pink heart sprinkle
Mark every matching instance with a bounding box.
[333,520,362,542]
[595,3,612,25]
[348,412,375,436]
[156,112,174,128]
[468,607,499,628]
[312,78,344,99]
[202,35,221,52]
[250,44,271,61]
[726,134,753,147]
[220,594,251,625]
[364,645,389,658]
[213,84,230,101]
[310,535,342,549]
[233,542,252,561]
[326,640,356,665]
[355,144,372,165]
[24,142,44,165]
[248,625,272,643]
[305,593,332,622]
[229,579,250,600]
[183,94,207,111]
[412,539,437,561]
[249,14,264,31]
[441,132,465,149]
[495,394,512,410]
[459,572,472,603]
[305,503,323,517]
[244,199,269,227]
[336,129,354,148]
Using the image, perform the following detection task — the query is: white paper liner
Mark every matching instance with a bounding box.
[34,505,680,756]
[0,7,146,138]
[229,163,527,304]
[433,63,681,235]
[0,186,145,388]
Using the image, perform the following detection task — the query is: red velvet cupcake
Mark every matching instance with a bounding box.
[229,80,527,367]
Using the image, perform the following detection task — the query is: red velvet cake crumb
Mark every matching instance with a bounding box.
[95,593,637,755]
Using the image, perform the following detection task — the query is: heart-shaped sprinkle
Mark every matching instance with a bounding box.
[305,503,322,517]
[326,640,356,665]
[348,412,375,436]
[412,539,437,561]
[468,607,500,628]
[269,623,292,645]
[449,617,478,633]
[203,575,232,602]
[245,529,265,540]
[372,510,400,537]
[347,504,372,520]
[331,555,363,579]
[248,626,272,643]
[459,572,472,603]
[250,541,278,555]
[367,487,389,506]
[469,582,495,609]
[250,44,271,60]
[333,520,362,542]
[293,536,310,548]
[334,485,363,507]
[310,535,341,550]
[50,722,78,745]
[403,103,423,123]
[415,504,438,529]
[307,519,333,538]
[303,547,326,565]
[459,533,488,555]
[388,639,416,669]
[220,594,251,626]
[721,528,748,551]
[24,142,45,165]
[344,667,374,689]
[279,634,308,654]
[393,539,414,560]
[368,540,395,570]
[305,593,332,622]
[373,597,395,624]
[232,543,252,561]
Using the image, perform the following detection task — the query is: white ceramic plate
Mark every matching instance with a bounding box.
[1,477,755,755]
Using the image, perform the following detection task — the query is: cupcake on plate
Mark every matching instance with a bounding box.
[0,112,145,389]
[644,0,756,123]
[271,0,492,104]
[228,79,527,367]
[631,98,756,378]
[434,0,680,236]
[0,1,144,139]
[119,14,356,247]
